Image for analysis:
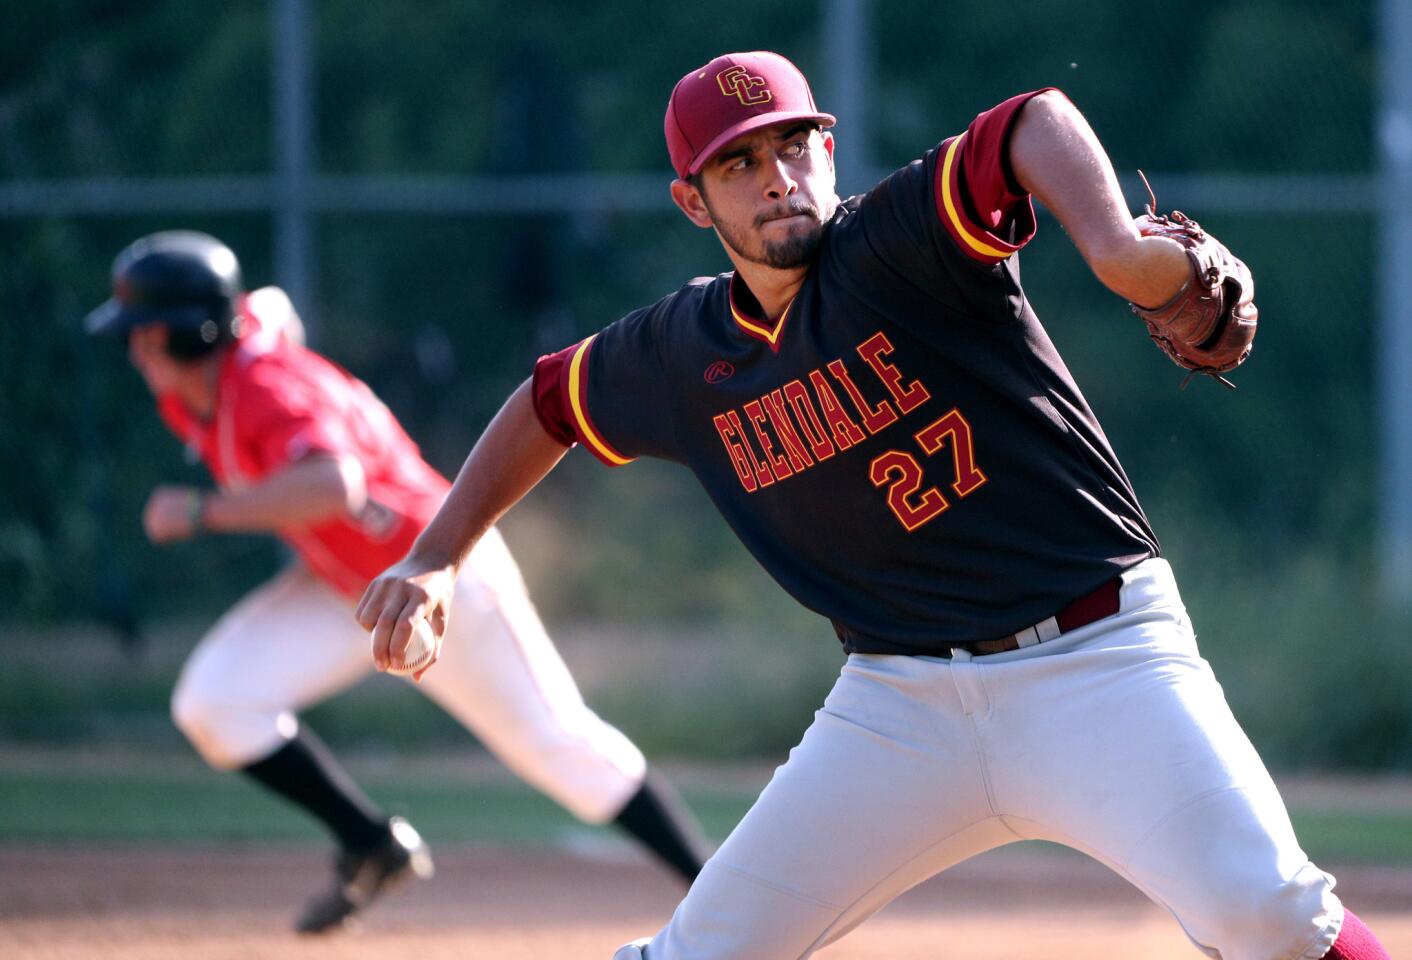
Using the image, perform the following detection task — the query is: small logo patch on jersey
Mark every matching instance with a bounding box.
[704,360,735,384]
[717,66,771,106]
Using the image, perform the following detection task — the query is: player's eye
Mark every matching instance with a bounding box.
[785,141,808,158]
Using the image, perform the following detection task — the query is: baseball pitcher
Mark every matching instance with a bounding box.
[357,52,1387,960]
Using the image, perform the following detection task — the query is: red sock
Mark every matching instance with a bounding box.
[1325,910,1390,960]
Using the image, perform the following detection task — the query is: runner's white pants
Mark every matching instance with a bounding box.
[171,528,646,824]
[622,559,1341,960]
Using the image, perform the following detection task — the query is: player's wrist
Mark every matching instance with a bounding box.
[187,489,208,533]
[405,541,461,579]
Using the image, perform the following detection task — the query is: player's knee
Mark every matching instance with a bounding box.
[170,682,213,744]
[610,937,651,959]
[527,750,637,825]
[169,684,248,769]
[1208,866,1339,960]
[503,719,646,824]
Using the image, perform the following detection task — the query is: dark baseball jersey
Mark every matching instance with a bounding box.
[534,90,1158,656]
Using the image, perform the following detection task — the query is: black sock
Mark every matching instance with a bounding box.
[241,725,389,851]
[613,769,710,884]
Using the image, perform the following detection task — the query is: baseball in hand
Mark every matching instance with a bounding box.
[387,619,438,677]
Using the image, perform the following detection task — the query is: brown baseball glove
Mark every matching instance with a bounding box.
[1131,172,1258,389]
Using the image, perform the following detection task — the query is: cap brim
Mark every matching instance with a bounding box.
[85,299,207,336]
[686,110,837,178]
[84,298,144,336]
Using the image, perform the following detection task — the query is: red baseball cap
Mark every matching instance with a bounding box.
[664,51,836,180]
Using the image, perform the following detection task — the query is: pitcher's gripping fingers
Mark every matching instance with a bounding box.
[387,613,445,683]
[355,560,456,674]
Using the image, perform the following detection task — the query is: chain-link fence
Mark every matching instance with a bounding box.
[3,0,1408,764]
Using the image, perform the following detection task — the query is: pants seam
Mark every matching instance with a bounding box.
[950,666,1003,819]
[1119,783,1251,870]
[800,817,1011,955]
[709,859,848,912]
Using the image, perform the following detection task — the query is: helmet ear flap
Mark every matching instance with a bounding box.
[162,299,240,361]
[164,325,217,360]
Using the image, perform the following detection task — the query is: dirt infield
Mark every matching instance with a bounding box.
[3,844,1410,959]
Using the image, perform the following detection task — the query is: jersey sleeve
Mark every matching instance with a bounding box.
[934,89,1051,264]
[531,299,681,467]
[854,88,1053,290]
[531,344,579,447]
[237,362,348,475]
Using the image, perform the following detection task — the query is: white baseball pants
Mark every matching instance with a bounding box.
[171,528,647,824]
[622,559,1341,960]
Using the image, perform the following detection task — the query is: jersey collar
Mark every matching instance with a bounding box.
[728,272,796,353]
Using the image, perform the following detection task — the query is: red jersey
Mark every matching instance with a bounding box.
[158,287,450,598]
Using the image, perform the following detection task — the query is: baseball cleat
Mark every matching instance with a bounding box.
[295,816,434,934]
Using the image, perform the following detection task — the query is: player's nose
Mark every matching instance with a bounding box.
[762,157,798,200]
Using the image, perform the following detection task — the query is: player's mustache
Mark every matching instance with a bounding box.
[755,200,821,228]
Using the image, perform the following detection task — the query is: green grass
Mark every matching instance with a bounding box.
[1289,811,1412,865]
[0,621,843,760]
[4,762,1412,868]
[0,765,756,848]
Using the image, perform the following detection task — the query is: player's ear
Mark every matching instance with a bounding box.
[821,130,835,171]
[670,179,714,229]
[127,324,163,363]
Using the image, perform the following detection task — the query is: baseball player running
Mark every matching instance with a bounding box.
[85,231,708,934]
[357,52,1390,960]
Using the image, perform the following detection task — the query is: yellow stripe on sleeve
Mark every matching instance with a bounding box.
[939,134,1015,262]
[567,334,634,466]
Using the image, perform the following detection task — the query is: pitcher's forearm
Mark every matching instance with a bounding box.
[1009,91,1190,308]
[409,378,569,570]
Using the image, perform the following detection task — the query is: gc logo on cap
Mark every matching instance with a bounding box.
[718,66,771,106]
[664,51,835,181]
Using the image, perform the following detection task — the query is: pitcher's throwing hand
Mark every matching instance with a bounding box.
[355,555,456,680]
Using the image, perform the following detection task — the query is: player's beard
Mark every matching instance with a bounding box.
[711,198,829,270]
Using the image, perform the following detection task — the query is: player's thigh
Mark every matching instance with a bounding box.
[1004,611,1337,958]
[994,604,1261,847]
[416,544,646,820]
[175,565,372,713]
[418,556,594,738]
[646,654,1007,960]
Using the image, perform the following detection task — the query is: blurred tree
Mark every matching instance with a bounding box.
[0,0,1401,766]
